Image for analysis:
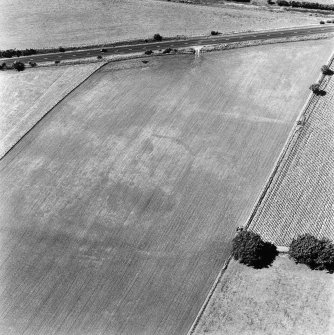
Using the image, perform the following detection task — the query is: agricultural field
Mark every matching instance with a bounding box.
[249,56,334,246]
[0,0,326,50]
[0,39,332,335]
[194,255,334,335]
[0,63,103,159]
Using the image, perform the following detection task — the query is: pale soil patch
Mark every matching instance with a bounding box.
[0,40,332,335]
[194,255,334,335]
[0,0,325,49]
[0,62,104,159]
[249,54,334,246]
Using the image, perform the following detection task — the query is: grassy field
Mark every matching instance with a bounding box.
[0,40,332,335]
[194,255,334,335]
[0,63,103,159]
[0,0,325,49]
[249,55,334,246]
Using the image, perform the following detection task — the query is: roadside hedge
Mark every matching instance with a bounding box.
[225,0,251,2]
[0,48,37,58]
[277,0,334,11]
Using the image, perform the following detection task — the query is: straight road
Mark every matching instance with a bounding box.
[2,25,334,65]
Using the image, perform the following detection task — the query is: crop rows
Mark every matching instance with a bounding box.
[249,60,334,246]
[0,42,332,334]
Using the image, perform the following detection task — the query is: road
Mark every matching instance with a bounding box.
[2,25,334,65]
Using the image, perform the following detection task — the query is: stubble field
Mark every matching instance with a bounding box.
[0,0,324,49]
[194,255,334,335]
[0,39,332,335]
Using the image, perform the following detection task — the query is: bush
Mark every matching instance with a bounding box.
[58,46,65,52]
[211,31,220,36]
[22,48,37,56]
[277,0,290,6]
[29,61,37,67]
[153,33,163,41]
[162,48,172,54]
[309,83,320,93]
[321,65,332,75]
[232,230,278,268]
[144,50,153,55]
[320,20,325,24]
[289,234,334,271]
[13,61,25,71]
[97,55,102,59]
[54,60,60,64]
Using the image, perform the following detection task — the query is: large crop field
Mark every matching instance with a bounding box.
[0,40,332,335]
[0,0,324,49]
[249,55,334,246]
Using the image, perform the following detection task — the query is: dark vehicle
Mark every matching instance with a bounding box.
[100,48,107,52]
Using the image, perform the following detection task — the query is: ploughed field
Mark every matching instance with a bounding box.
[250,56,334,246]
[0,0,323,49]
[0,40,332,335]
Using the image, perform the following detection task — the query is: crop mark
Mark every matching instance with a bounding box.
[151,134,195,156]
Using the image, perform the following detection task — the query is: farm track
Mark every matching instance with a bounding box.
[249,55,334,246]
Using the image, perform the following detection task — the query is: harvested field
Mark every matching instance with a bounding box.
[0,40,332,335]
[194,255,334,335]
[0,0,324,49]
[0,63,104,159]
[249,55,334,246]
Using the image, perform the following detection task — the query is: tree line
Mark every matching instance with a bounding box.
[0,48,37,58]
[277,0,334,11]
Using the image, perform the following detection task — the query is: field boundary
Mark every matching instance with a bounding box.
[246,52,334,234]
[187,51,334,335]
[0,62,107,161]
[0,25,328,59]
[11,33,332,70]
[187,256,232,335]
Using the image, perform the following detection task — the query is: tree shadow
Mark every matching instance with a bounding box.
[313,90,326,96]
[252,242,279,269]
[325,69,334,76]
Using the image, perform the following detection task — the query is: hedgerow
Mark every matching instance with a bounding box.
[0,48,37,58]
[277,0,334,11]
